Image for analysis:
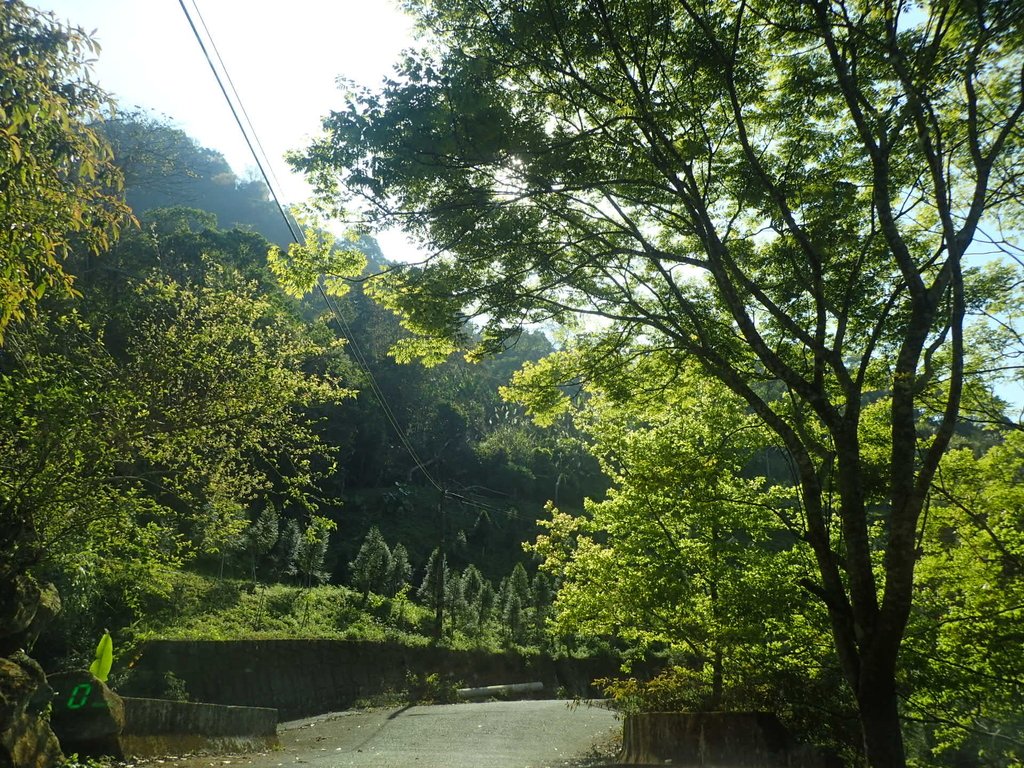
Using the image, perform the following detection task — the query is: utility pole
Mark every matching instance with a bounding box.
[433,487,446,641]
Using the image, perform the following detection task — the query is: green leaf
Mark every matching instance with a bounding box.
[88,630,113,682]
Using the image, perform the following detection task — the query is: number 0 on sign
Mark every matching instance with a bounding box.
[66,682,92,709]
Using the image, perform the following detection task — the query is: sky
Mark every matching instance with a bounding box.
[34,0,418,255]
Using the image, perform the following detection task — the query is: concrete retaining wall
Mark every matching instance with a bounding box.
[119,640,645,719]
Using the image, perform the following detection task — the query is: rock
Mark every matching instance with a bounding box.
[21,586,59,654]
[48,671,126,760]
[0,577,41,657]
[0,653,62,768]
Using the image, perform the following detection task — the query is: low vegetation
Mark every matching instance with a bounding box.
[112,564,555,656]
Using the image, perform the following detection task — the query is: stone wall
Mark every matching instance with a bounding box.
[119,640,635,719]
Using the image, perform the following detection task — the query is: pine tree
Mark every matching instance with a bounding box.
[479,582,496,627]
[496,564,533,645]
[507,563,532,609]
[417,548,448,611]
[503,593,525,645]
[386,542,413,597]
[294,515,335,587]
[242,506,279,585]
[460,564,488,633]
[272,518,301,580]
[530,571,554,642]
[349,526,392,601]
[444,569,465,633]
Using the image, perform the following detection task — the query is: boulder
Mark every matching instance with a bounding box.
[0,653,62,768]
[48,671,126,760]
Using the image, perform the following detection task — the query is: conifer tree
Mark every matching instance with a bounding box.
[242,506,279,585]
[417,548,448,611]
[349,526,392,601]
[507,563,532,610]
[294,516,335,587]
[273,519,301,580]
[460,564,488,633]
[386,542,413,597]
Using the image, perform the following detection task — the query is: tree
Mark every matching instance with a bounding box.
[386,542,413,597]
[241,506,280,585]
[458,564,491,633]
[3,219,351,657]
[494,562,534,645]
[294,515,336,587]
[98,112,292,244]
[272,518,302,581]
[349,526,393,602]
[529,359,855,750]
[502,592,526,645]
[0,1,130,341]
[443,567,466,634]
[294,1,1024,764]
[900,432,1024,765]
[505,563,532,611]
[417,547,449,613]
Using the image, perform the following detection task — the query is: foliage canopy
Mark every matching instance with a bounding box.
[0,0,130,340]
[295,1,1024,764]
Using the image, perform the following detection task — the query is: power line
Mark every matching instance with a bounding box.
[176,0,301,246]
[177,0,447,495]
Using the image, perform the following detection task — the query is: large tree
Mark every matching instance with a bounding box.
[294,1,1024,764]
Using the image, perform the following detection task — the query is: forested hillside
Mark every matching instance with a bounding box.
[2,3,1024,768]
[97,113,608,576]
[4,105,607,668]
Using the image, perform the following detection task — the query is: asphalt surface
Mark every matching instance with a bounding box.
[145,699,622,768]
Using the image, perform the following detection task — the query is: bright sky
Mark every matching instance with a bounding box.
[34,0,418,255]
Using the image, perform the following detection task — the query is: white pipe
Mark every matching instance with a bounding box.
[455,682,544,699]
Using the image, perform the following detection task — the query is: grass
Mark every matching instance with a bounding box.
[136,574,434,644]
[128,570,531,655]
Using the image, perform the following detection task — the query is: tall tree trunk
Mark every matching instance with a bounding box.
[710,647,724,710]
[858,673,906,768]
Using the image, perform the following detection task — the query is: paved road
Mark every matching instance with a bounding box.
[154,700,621,768]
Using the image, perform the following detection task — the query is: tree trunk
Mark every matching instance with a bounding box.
[710,647,724,710]
[858,682,906,768]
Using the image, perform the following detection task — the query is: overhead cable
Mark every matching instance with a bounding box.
[178,0,445,494]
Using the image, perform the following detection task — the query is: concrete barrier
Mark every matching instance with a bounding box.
[619,712,842,767]
[48,671,279,760]
[118,698,278,758]
[48,672,124,759]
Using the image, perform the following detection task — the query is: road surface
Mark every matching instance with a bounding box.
[149,699,622,768]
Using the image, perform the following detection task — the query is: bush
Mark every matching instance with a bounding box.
[405,672,461,704]
[596,666,709,715]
